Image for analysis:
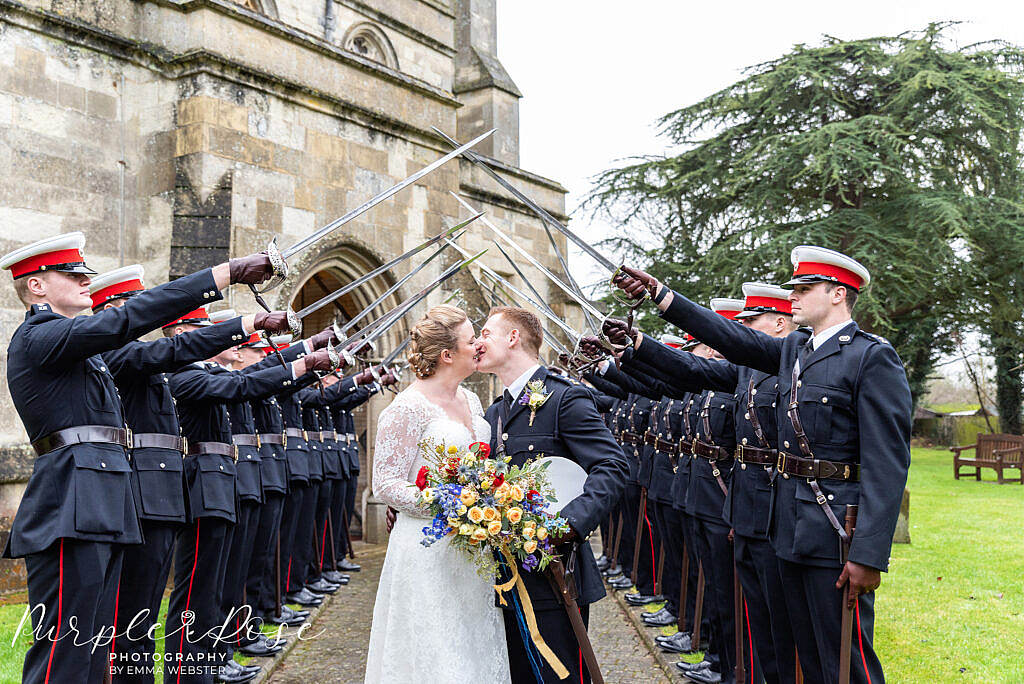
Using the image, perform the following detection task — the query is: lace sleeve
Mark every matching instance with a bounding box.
[372,395,429,515]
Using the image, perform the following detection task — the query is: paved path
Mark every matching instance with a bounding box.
[263,541,670,683]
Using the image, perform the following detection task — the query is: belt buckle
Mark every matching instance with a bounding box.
[777,452,786,472]
[233,444,239,462]
[125,426,134,450]
[736,444,744,462]
[712,466,720,477]
[302,430,308,441]
[181,437,188,457]
[843,464,851,480]
[256,434,262,448]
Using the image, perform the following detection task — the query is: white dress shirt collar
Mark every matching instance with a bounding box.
[810,319,854,350]
[506,364,541,400]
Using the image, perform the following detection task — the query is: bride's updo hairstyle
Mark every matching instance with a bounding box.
[408,304,468,379]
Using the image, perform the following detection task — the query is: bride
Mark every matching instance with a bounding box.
[364,305,511,683]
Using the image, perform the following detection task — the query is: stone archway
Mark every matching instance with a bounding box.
[277,238,408,543]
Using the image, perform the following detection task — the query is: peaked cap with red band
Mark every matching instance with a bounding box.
[162,307,212,328]
[89,265,145,310]
[249,333,293,354]
[710,297,745,320]
[784,246,870,291]
[734,282,793,319]
[0,231,97,279]
[660,333,687,349]
[208,309,237,325]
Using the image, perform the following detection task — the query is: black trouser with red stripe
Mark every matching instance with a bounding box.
[111,521,178,684]
[777,559,884,684]
[220,500,262,651]
[735,534,795,684]
[247,493,285,617]
[308,479,335,581]
[619,483,658,594]
[23,539,123,684]
[503,604,591,684]
[164,518,231,684]
[331,477,349,557]
[278,482,308,595]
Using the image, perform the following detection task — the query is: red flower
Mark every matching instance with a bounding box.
[527,489,540,500]
[492,474,505,489]
[415,466,429,490]
[469,441,491,459]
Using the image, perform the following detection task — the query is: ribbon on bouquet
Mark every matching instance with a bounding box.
[495,544,569,680]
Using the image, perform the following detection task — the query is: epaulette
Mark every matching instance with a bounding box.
[546,373,574,386]
[856,329,890,345]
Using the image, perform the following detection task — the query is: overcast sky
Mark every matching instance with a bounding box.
[497,1,1024,287]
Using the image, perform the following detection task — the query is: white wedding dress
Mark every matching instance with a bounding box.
[364,386,511,683]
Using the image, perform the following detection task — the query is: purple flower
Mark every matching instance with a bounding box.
[518,391,531,406]
[521,553,539,572]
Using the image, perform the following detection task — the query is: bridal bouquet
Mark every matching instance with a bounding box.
[413,439,571,575]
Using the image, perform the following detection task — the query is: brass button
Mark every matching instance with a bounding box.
[822,397,829,404]
[797,380,802,388]
[784,440,790,448]
[528,445,534,451]
[501,432,508,441]
[827,494,834,501]
[741,463,747,470]
[100,462,106,468]
[744,412,750,420]
[783,473,790,479]
[741,437,748,445]
[160,463,166,468]
[219,465,224,470]
[751,389,757,395]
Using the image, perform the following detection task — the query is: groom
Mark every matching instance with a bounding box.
[476,306,628,684]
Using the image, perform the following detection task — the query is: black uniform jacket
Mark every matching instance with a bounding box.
[624,334,781,539]
[169,360,295,522]
[4,268,223,557]
[487,367,628,610]
[104,317,247,523]
[658,292,912,570]
[252,393,289,495]
[332,385,375,477]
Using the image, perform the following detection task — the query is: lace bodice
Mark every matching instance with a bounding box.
[372,386,491,517]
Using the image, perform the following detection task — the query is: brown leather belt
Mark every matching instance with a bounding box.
[620,431,641,446]
[655,438,679,455]
[321,431,337,442]
[693,440,730,461]
[186,441,238,460]
[284,427,306,440]
[678,438,693,456]
[643,431,659,447]
[306,431,322,443]
[133,433,187,453]
[735,444,777,465]
[232,434,260,447]
[259,433,285,446]
[32,425,131,457]
[776,452,859,481]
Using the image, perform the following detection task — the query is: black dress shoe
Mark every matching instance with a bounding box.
[608,576,633,590]
[226,660,262,675]
[258,631,287,648]
[644,610,678,627]
[595,555,609,571]
[283,605,309,619]
[643,607,669,619]
[286,589,323,606]
[337,558,361,572]
[215,664,257,683]
[263,611,305,627]
[602,567,623,578]
[625,592,664,605]
[322,570,350,584]
[675,659,712,673]
[238,637,282,657]
[684,666,722,684]
[306,578,340,594]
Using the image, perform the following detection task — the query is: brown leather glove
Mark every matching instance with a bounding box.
[380,372,397,386]
[353,368,375,386]
[303,349,336,373]
[557,352,571,368]
[613,265,659,300]
[229,253,274,285]
[602,318,637,347]
[308,326,337,351]
[579,335,607,359]
[253,311,291,334]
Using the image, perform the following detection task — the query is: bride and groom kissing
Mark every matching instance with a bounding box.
[364,304,628,683]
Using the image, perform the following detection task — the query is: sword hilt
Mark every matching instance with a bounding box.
[261,330,289,370]
[609,266,651,309]
[249,284,272,313]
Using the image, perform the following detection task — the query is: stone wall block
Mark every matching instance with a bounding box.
[256,199,283,233]
[86,90,118,120]
[57,82,87,113]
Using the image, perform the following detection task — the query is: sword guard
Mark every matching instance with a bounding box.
[327,343,341,370]
[254,238,288,294]
[286,307,302,338]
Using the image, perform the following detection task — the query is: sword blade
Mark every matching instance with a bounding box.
[337,232,464,335]
[281,129,494,260]
[433,127,618,273]
[450,192,608,322]
[295,215,480,319]
[381,336,411,367]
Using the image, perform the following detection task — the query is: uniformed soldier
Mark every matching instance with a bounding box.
[0,232,277,684]
[329,378,379,566]
[164,312,336,684]
[612,283,802,684]
[615,247,912,684]
[88,269,289,684]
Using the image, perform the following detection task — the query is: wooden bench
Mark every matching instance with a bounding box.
[951,433,1024,484]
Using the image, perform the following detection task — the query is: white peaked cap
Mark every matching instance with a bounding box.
[787,245,870,290]
[89,265,145,294]
[209,309,238,324]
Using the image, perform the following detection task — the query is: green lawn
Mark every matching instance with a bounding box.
[0,448,1021,682]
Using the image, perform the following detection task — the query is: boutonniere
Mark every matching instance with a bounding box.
[519,380,551,427]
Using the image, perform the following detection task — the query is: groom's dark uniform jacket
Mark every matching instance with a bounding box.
[487,366,628,609]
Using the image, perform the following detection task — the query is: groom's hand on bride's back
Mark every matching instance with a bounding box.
[386,506,397,533]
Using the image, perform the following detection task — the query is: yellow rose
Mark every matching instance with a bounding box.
[457,505,467,515]
[522,526,535,540]
[484,460,496,473]
[480,478,492,491]
[467,506,485,524]
[506,507,523,524]
[487,520,502,535]
[536,526,548,541]
[523,519,536,529]
[471,527,488,542]
[447,517,461,528]
[483,507,499,522]
[509,485,524,501]
[523,540,538,554]
[460,489,478,507]
[458,523,473,536]
[448,445,459,454]
[494,483,510,500]
[421,488,434,503]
